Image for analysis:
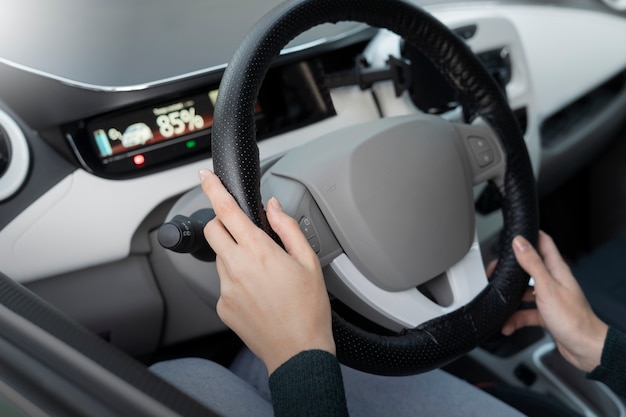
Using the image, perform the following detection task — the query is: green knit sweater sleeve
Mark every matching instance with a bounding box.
[268,350,349,417]
[587,326,626,398]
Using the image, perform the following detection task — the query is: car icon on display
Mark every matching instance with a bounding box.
[121,123,153,148]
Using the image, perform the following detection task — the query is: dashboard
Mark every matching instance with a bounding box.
[2,0,626,361]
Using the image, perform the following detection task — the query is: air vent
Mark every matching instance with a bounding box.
[0,109,30,202]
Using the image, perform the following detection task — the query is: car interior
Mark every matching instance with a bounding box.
[1,0,626,415]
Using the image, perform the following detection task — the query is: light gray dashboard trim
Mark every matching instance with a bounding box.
[0,87,382,282]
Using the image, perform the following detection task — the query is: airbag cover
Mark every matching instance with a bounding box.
[268,115,475,291]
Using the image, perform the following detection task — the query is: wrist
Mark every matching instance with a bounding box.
[578,319,609,372]
[265,339,336,375]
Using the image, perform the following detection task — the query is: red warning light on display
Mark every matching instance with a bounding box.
[133,154,146,166]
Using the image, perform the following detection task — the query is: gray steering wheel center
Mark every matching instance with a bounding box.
[264,115,477,292]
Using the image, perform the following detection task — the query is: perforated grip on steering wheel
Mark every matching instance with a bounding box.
[212,0,538,375]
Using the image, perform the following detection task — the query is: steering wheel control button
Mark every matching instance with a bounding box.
[469,137,495,167]
[468,137,488,152]
[299,217,321,253]
[476,149,495,167]
[308,235,322,254]
[299,217,316,238]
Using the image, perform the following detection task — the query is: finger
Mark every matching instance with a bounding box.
[199,169,256,242]
[512,235,555,296]
[204,217,238,256]
[502,309,543,336]
[486,259,497,278]
[535,231,575,285]
[266,197,318,265]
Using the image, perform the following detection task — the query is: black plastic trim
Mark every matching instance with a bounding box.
[539,69,626,195]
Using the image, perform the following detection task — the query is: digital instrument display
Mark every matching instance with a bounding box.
[89,90,219,162]
[66,61,335,179]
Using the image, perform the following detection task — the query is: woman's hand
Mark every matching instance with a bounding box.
[505,231,608,372]
[199,169,335,375]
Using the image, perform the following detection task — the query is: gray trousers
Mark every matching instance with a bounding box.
[151,348,525,416]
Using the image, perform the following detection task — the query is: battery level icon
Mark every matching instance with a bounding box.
[94,129,113,157]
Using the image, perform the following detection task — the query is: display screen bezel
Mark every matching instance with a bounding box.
[87,89,218,163]
[64,61,336,179]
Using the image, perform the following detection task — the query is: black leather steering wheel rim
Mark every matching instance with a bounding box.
[212,0,539,376]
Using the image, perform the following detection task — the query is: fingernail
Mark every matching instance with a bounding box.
[502,325,513,336]
[513,236,530,252]
[198,169,211,182]
[268,197,282,212]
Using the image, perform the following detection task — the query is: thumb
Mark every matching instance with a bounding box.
[266,198,317,263]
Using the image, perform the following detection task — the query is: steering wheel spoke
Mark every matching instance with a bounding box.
[325,232,488,332]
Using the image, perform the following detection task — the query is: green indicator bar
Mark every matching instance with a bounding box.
[186,140,197,149]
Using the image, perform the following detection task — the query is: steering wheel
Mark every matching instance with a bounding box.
[211,0,538,376]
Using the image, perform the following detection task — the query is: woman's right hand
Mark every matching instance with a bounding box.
[505,231,608,373]
[198,169,335,375]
